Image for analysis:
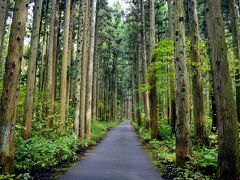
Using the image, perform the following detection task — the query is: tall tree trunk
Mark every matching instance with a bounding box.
[228,0,240,123]
[174,0,191,167]
[86,0,97,140]
[46,0,57,128]
[74,0,85,138]
[52,1,60,101]
[80,0,89,138]
[205,0,240,178]
[92,53,97,120]
[188,0,209,146]
[167,0,177,134]
[134,46,141,126]
[0,0,9,75]
[111,53,118,121]
[23,0,43,140]
[132,64,136,122]
[140,0,150,128]
[39,0,50,92]
[66,0,76,116]
[60,0,71,132]
[0,0,29,173]
[149,0,159,139]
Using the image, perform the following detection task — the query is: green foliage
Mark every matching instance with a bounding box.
[91,121,119,143]
[158,123,172,140]
[138,126,151,143]
[133,121,216,179]
[13,121,117,175]
[194,146,217,169]
[0,173,30,180]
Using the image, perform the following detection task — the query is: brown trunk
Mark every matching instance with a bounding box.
[134,46,141,126]
[23,0,43,140]
[228,0,240,123]
[74,0,85,138]
[149,56,160,139]
[46,0,57,128]
[0,0,29,173]
[167,0,177,134]
[149,0,159,139]
[205,0,240,179]
[66,0,76,114]
[140,0,150,128]
[0,0,9,75]
[85,0,97,140]
[79,0,89,138]
[188,0,209,146]
[174,0,191,167]
[60,0,71,132]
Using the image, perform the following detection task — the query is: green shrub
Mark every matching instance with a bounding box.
[14,121,117,173]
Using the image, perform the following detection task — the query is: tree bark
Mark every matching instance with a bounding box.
[228,0,240,123]
[23,0,43,140]
[188,0,209,146]
[74,0,85,138]
[149,0,159,139]
[174,0,192,167]
[205,0,240,178]
[134,46,142,126]
[167,0,177,134]
[85,0,97,140]
[0,0,29,173]
[46,0,57,128]
[140,0,150,128]
[60,0,71,133]
[79,0,89,139]
[0,0,9,75]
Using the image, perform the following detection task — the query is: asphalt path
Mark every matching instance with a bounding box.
[58,121,163,180]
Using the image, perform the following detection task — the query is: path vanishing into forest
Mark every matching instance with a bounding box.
[58,121,162,180]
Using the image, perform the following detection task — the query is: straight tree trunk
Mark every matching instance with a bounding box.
[66,0,76,115]
[140,0,150,128]
[39,0,50,92]
[188,0,209,146]
[85,0,97,140]
[0,0,9,74]
[205,0,240,178]
[80,0,89,139]
[92,53,97,120]
[228,0,240,123]
[46,0,57,127]
[149,0,159,139]
[167,0,177,134]
[134,46,141,126]
[23,0,43,140]
[132,65,136,122]
[60,0,71,132]
[111,53,118,121]
[174,0,191,167]
[137,44,142,126]
[52,1,60,101]
[74,0,85,138]
[0,0,29,173]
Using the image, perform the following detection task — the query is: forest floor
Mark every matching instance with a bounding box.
[58,121,162,180]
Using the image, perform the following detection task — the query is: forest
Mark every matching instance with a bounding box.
[0,0,240,179]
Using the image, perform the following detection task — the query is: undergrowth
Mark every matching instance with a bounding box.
[133,121,217,180]
[0,121,118,180]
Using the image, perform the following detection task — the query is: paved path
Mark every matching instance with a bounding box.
[58,121,163,180]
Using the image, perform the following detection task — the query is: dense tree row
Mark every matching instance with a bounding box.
[128,0,240,179]
[0,0,239,179]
